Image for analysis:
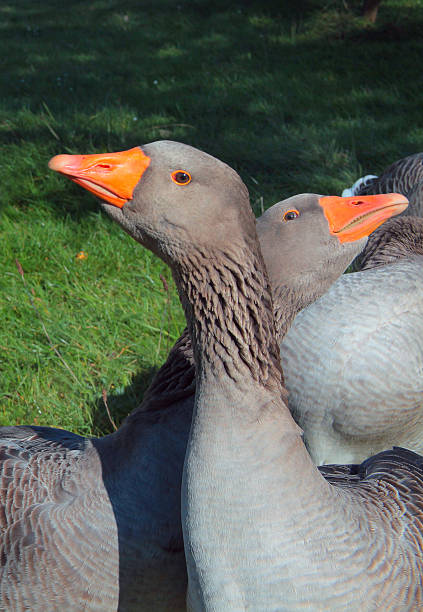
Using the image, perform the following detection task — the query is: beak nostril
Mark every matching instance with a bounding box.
[96,164,112,169]
[351,200,365,206]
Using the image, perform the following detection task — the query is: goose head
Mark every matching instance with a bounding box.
[257,192,408,302]
[49,141,256,267]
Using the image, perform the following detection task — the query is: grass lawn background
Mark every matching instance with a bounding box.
[1,0,423,435]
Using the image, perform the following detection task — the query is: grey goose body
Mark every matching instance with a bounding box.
[3,180,400,610]
[49,141,423,611]
[282,223,423,464]
[315,156,423,462]
[0,415,189,611]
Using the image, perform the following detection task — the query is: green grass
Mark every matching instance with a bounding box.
[1,0,423,434]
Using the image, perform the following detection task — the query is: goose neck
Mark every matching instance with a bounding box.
[359,218,423,270]
[173,243,286,403]
[272,284,314,342]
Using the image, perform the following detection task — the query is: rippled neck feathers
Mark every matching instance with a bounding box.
[356,216,423,270]
[140,330,195,410]
[173,241,285,395]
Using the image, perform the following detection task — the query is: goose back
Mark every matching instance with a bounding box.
[0,427,119,610]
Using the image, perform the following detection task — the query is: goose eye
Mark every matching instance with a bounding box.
[283,209,299,221]
[171,170,192,185]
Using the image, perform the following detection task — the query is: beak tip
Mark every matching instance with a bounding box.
[394,193,409,206]
[48,154,67,172]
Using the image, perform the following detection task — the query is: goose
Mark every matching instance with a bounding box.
[0,145,404,611]
[342,152,423,217]
[49,141,423,611]
[2,175,399,612]
[282,213,423,464]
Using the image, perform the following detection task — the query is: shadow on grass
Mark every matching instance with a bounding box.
[91,365,159,436]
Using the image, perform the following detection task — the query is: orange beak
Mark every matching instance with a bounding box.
[48,147,151,208]
[319,194,409,243]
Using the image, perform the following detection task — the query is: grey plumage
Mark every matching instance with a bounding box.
[4,141,419,610]
[60,141,423,611]
[282,220,423,464]
[359,215,423,270]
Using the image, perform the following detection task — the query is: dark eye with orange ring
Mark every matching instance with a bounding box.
[283,209,299,221]
[171,170,192,185]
